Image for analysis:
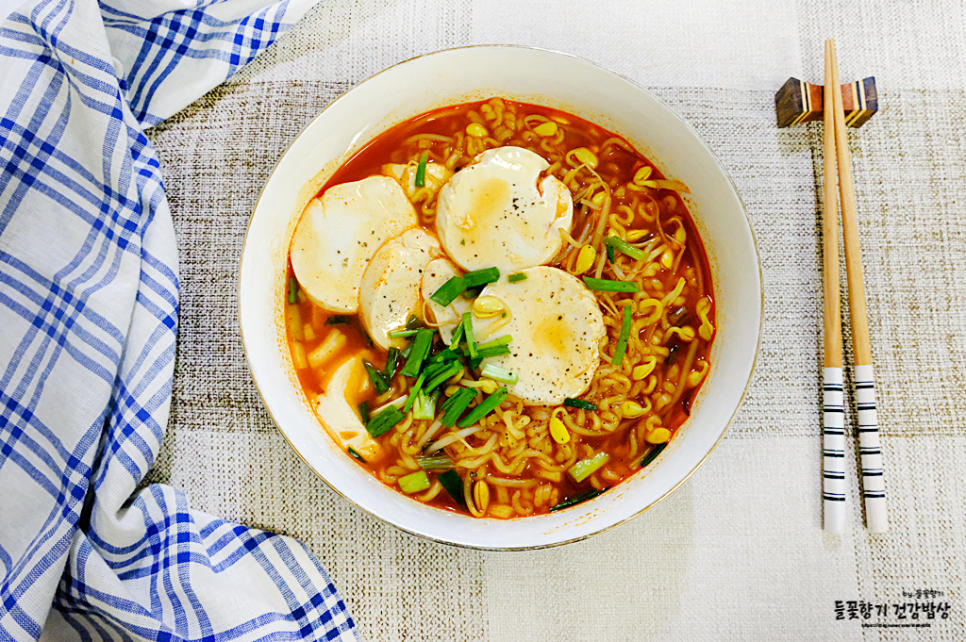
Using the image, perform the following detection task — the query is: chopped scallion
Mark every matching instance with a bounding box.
[412,390,437,421]
[507,272,527,283]
[548,488,602,512]
[461,285,485,300]
[389,329,420,338]
[424,362,462,393]
[324,315,351,326]
[606,244,615,264]
[457,386,508,428]
[347,446,366,463]
[604,235,647,260]
[431,276,467,306]
[478,335,512,349]
[481,363,518,385]
[611,303,632,365]
[287,276,298,304]
[568,452,610,483]
[564,398,598,411]
[358,401,370,424]
[462,267,500,287]
[448,322,465,350]
[400,328,434,377]
[399,470,431,494]
[366,406,406,438]
[414,152,428,188]
[468,344,511,368]
[582,276,641,293]
[441,387,477,427]
[405,314,423,330]
[462,312,476,358]
[403,372,426,413]
[364,361,390,395]
[416,454,453,470]
[438,469,466,507]
[639,443,667,468]
[383,347,400,380]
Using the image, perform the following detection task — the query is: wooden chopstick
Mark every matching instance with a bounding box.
[827,39,888,532]
[821,40,847,532]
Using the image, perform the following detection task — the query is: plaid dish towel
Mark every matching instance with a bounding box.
[0,0,360,640]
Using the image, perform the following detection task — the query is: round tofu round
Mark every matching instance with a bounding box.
[435,147,573,272]
[420,257,471,345]
[360,228,441,350]
[475,266,605,405]
[291,176,417,313]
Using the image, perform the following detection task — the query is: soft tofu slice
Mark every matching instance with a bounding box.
[359,228,441,350]
[420,257,471,345]
[314,356,383,463]
[291,176,417,313]
[474,266,605,406]
[435,146,573,272]
[382,162,453,202]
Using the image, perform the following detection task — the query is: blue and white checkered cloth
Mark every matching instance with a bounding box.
[0,0,360,639]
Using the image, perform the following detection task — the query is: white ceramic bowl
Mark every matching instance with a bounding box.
[239,46,762,550]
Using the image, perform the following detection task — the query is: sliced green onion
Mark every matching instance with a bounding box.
[427,347,461,366]
[438,469,466,507]
[582,276,640,293]
[441,387,477,427]
[414,152,428,188]
[639,443,667,468]
[564,398,598,411]
[287,277,298,304]
[400,328,434,377]
[383,347,400,380]
[399,470,431,494]
[448,322,465,350]
[325,315,351,326]
[478,335,512,349]
[347,446,366,463]
[416,454,453,470]
[366,406,406,438]
[481,363,518,385]
[412,390,437,421]
[406,314,423,330]
[469,345,511,366]
[611,303,633,365]
[425,362,461,393]
[604,235,647,260]
[403,372,426,413]
[457,386,508,428]
[364,361,390,395]
[606,244,615,264]
[461,285,485,300]
[462,267,500,288]
[507,272,527,283]
[549,488,602,512]
[362,330,374,347]
[389,329,420,338]
[431,276,467,306]
[462,312,477,358]
[568,452,611,483]
[358,401,370,425]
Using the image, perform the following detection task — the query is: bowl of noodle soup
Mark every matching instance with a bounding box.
[239,46,761,549]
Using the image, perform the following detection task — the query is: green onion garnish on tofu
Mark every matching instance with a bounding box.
[481,363,518,385]
[424,362,462,393]
[438,469,466,507]
[611,303,632,365]
[363,361,390,395]
[507,272,527,283]
[366,406,406,438]
[564,398,598,411]
[462,266,500,288]
[287,276,298,304]
[478,335,512,349]
[389,329,419,338]
[461,312,477,358]
[414,152,428,188]
[468,345,511,368]
[416,454,453,470]
[447,322,465,350]
[549,488,602,512]
[400,328,434,377]
[399,470,431,494]
[457,386,508,427]
[582,276,640,293]
[604,235,646,260]
[358,401,370,425]
[324,315,351,326]
[568,452,610,483]
[441,387,477,427]
[347,446,366,463]
[430,276,467,306]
